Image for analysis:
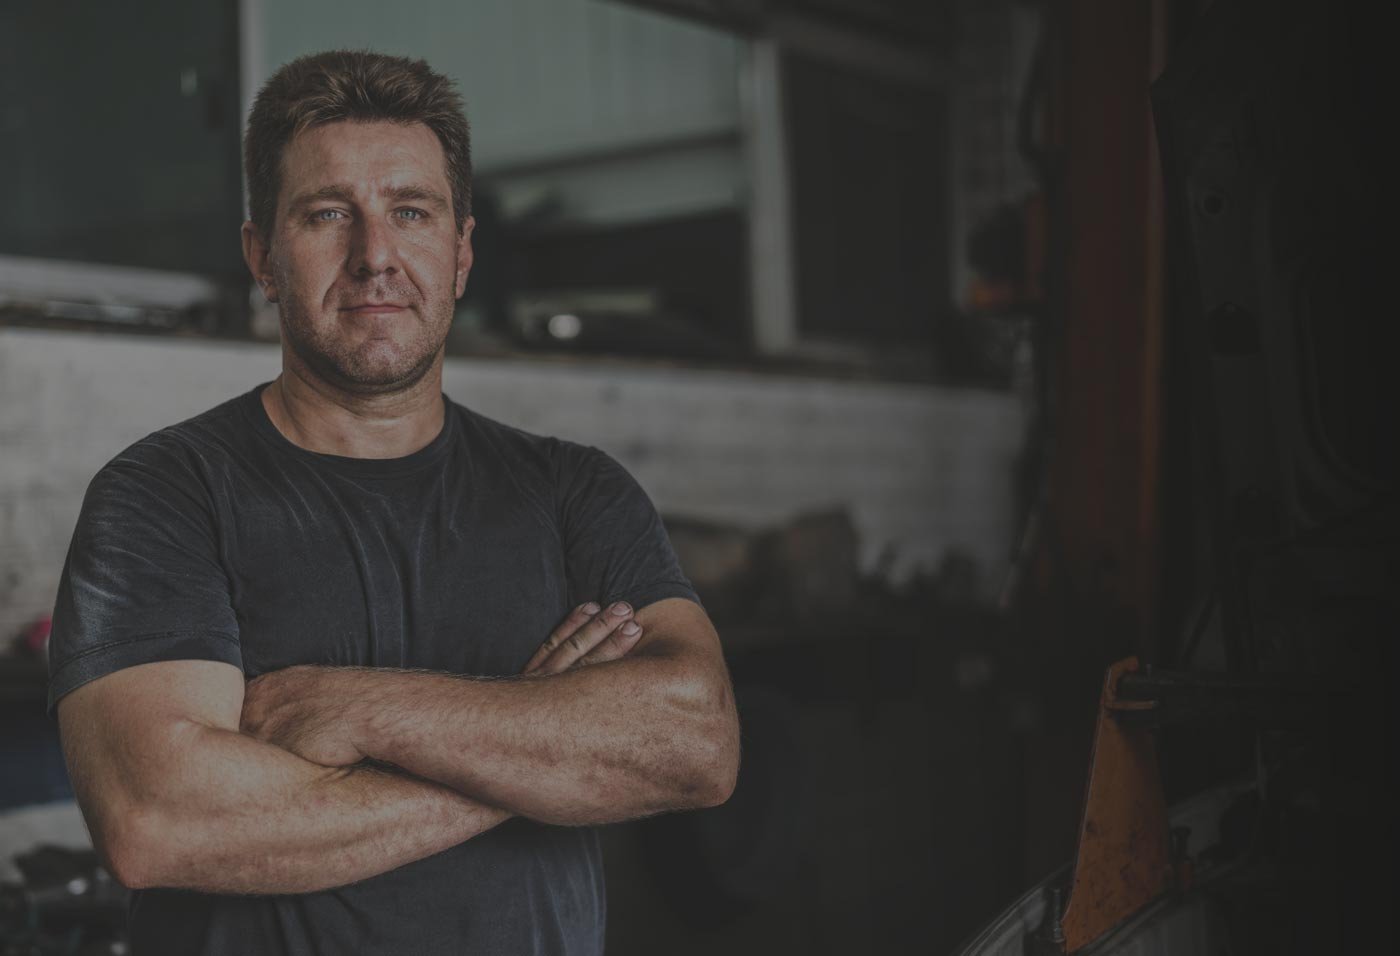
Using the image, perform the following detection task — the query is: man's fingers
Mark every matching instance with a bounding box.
[530,601,636,675]
[576,619,643,667]
[524,602,600,673]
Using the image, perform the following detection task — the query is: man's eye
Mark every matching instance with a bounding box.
[309,209,345,222]
[396,208,427,221]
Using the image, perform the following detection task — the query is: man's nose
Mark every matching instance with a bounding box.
[347,215,399,276]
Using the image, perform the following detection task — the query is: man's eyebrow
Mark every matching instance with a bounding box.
[384,185,449,209]
[287,184,450,211]
[288,184,356,211]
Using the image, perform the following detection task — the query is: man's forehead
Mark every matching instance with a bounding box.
[280,120,450,195]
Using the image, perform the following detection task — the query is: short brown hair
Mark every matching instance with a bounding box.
[243,50,472,238]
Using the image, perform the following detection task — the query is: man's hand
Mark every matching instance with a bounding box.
[241,665,366,767]
[522,600,642,675]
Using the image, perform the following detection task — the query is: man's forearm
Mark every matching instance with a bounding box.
[237,599,741,827]
[351,647,737,826]
[117,723,509,895]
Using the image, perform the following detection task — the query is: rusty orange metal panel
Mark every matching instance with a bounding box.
[1061,657,1171,952]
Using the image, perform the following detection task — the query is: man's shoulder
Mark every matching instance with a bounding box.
[446,397,600,479]
[444,402,657,531]
[92,386,260,487]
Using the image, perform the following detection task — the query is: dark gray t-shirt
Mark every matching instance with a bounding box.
[47,382,699,956]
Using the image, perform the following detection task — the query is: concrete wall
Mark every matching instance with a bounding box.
[0,327,1025,641]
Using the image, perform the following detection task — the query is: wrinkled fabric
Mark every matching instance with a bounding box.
[48,382,699,956]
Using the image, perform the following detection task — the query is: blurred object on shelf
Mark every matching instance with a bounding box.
[509,288,734,360]
[0,255,224,334]
[965,192,1047,316]
[0,844,128,955]
[14,616,50,659]
[666,509,860,633]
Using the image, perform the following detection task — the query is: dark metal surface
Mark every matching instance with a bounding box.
[1112,667,1350,729]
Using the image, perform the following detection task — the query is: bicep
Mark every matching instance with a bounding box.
[57,660,245,867]
[631,597,723,664]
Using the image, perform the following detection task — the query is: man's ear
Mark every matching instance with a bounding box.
[454,215,476,299]
[241,221,278,303]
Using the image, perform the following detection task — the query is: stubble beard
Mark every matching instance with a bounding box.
[277,288,453,397]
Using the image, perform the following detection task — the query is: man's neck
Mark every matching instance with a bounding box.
[262,363,447,460]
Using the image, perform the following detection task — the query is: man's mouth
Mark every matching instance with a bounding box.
[341,303,409,315]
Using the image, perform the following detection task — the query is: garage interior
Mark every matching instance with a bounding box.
[0,0,1390,953]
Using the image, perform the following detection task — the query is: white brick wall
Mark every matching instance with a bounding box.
[0,327,1025,641]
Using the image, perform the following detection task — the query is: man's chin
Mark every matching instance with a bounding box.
[346,360,438,394]
[305,346,443,396]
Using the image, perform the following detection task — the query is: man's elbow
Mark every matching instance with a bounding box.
[101,805,175,890]
[661,664,740,809]
[101,811,162,895]
[689,713,740,809]
[697,755,738,809]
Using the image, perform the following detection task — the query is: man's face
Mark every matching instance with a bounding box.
[243,120,473,394]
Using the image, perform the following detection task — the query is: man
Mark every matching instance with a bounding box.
[47,50,739,955]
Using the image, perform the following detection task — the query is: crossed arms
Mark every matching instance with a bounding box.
[57,597,740,895]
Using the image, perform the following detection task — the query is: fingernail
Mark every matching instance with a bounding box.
[582,602,601,614]
[611,602,632,617]
[621,621,640,636]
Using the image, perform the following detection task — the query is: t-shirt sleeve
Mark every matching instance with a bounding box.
[46,438,241,715]
[556,444,701,613]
